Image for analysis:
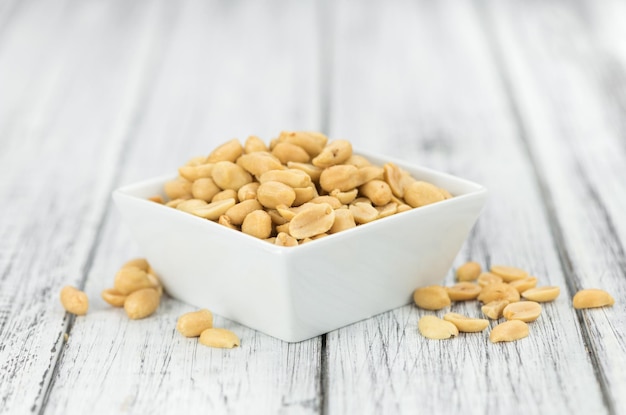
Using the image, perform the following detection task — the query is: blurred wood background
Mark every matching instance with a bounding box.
[1,0,625,414]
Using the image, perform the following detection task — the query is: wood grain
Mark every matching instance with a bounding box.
[324,0,608,413]
[43,0,324,413]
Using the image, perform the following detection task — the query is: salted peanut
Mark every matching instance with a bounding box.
[481,300,510,319]
[289,203,335,239]
[456,261,481,282]
[190,198,236,220]
[212,189,238,202]
[176,309,214,337]
[212,161,253,191]
[439,188,453,199]
[312,139,352,167]
[237,182,260,201]
[114,266,157,295]
[207,138,243,163]
[490,265,528,282]
[257,181,296,209]
[413,286,451,310]
[241,210,272,239]
[178,163,214,182]
[225,199,263,225]
[503,301,542,322]
[287,162,323,182]
[237,152,285,177]
[275,232,299,247]
[329,208,357,234]
[147,273,163,297]
[311,233,329,240]
[176,199,207,214]
[404,181,445,208]
[101,288,127,307]
[267,209,288,225]
[330,188,358,204]
[446,282,481,301]
[383,163,406,198]
[300,237,313,244]
[359,180,392,206]
[276,204,298,221]
[149,195,164,204]
[124,288,160,320]
[165,198,186,208]
[199,328,240,348]
[521,286,560,302]
[293,186,317,206]
[349,202,379,224]
[418,315,458,339]
[164,178,192,200]
[443,313,489,333]
[272,142,310,164]
[510,277,538,293]
[275,222,290,234]
[351,197,372,205]
[573,289,615,309]
[265,237,277,244]
[122,258,150,271]
[397,204,412,213]
[310,195,343,209]
[278,131,328,157]
[477,272,503,287]
[185,155,208,166]
[357,166,385,184]
[191,178,221,202]
[218,215,238,230]
[345,154,372,168]
[244,135,268,153]
[319,165,360,192]
[490,320,529,343]
[376,202,398,219]
[60,286,89,315]
[478,282,520,304]
[259,169,312,188]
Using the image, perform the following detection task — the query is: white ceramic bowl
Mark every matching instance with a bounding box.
[113,152,487,342]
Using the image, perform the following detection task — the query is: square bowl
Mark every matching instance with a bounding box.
[113,151,487,342]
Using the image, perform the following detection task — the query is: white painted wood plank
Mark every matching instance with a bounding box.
[324,0,607,414]
[482,0,626,411]
[0,1,175,413]
[45,1,324,413]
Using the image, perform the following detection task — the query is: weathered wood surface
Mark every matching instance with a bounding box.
[0,0,625,414]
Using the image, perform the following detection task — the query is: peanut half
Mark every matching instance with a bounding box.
[418,315,459,339]
[177,309,214,337]
[502,301,542,323]
[456,261,481,282]
[489,265,528,282]
[446,282,482,301]
[477,282,520,304]
[413,286,451,310]
[443,313,489,333]
[60,286,89,316]
[522,286,560,302]
[481,300,510,320]
[199,328,240,348]
[490,320,529,343]
[573,289,615,309]
[124,288,160,320]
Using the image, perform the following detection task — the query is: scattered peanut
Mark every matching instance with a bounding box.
[60,286,89,315]
[418,315,459,339]
[101,288,127,307]
[199,328,240,348]
[477,282,520,304]
[177,309,214,337]
[446,282,482,301]
[509,276,538,293]
[481,300,510,320]
[477,272,503,287]
[521,286,560,302]
[502,301,542,322]
[124,288,160,320]
[573,289,615,309]
[413,286,451,310]
[490,265,528,282]
[456,261,481,282]
[114,266,157,295]
[490,320,529,343]
[443,313,489,332]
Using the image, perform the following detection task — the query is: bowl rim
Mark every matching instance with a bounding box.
[113,150,487,255]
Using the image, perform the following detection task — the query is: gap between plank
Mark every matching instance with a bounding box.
[36,3,179,414]
[472,1,616,414]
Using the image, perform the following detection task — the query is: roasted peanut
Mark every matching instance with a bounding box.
[286,162,323,182]
[383,163,406,198]
[289,203,336,239]
[477,272,503,287]
[490,265,528,282]
[60,286,89,315]
[259,169,312,188]
[212,161,253,191]
[359,180,392,206]
[503,301,542,322]
[212,189,238,202]
[312,139,352,167]
[114,266,157,295]
[237,152,285,176]
[573,289,615,309]
[189,198,236,220]
[481,300,510,319]
[275,232,299,247]
[278,131,328,157]
[241,210,272,239]
[244,135,268,153]
[293,186,317,206]
[309,195,343,209]
[477,282,520,304]
[456,261,481,282]
[225,199,263,225]
[178,163,214,182]
[124,288,160,320]
[122,258,150,271]
[521,286,560,302]
[237,182,260,201]
[490,320,529,343]
[418,315,459,339]
[319,165,360,192]
[446,282,481,301]
[177,309,214,337]
[272,142,310,164]
[376,202,398,219]
[349,202,379,224]
[413,286,451,310]
[199,328,240,348]
[404,181,445,208]
[443,313,489,332]
[218,214,238,230]
[509,276,538,293]
[164,178,192,200]
[207,138,243,163]
[329,208,357,234]
[330,188,358,204]
[101,288,126,307]
[345,154,372,168]
[257,181,296,209]
[148,195,164,204]
[192,178,221,202]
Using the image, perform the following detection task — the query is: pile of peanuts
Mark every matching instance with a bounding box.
[154,131,452,245]
[59,258,240,349]
[414,262,615,342]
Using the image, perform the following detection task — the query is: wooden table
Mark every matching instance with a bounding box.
[1,0,625,413]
